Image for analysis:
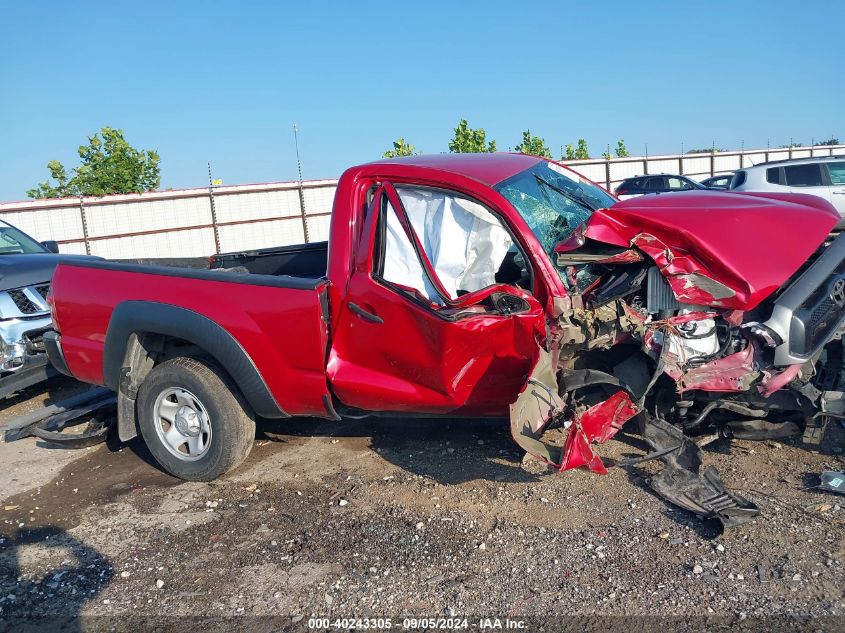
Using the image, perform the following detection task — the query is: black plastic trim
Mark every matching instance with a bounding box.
[0,357,57,399]
[43,330,71,377]
[103,301,288,418]
[59,259,325,291]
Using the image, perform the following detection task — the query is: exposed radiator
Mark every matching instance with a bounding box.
[646,267,681,314]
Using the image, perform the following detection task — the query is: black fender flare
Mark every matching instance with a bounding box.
[104,301,288,419]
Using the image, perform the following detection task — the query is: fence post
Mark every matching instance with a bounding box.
[710,150,715,177]
[297,183,310,243]
[293,125,310,243]
[207,163,221,254]
[678,155,683,176]
[79,197,91,255]
[604,158,611,190]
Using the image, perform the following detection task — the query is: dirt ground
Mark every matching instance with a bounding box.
[0,378,843,631]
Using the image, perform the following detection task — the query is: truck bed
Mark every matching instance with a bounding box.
[208,241,328,278]
[49,259,334,417]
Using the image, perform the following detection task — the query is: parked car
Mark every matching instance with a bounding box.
[614,174,706,199]
[44,154,845,527]
[730,156,845,227]
[700,173,733,189]
[0,220,94,398]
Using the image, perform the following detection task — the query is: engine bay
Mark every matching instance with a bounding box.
[510,231,845,528]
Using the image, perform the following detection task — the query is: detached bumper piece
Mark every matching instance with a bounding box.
[0,355,57,399]
[819,471,845,495]
[638,415,759,529]
[509,354,639,473]
[2,387,116,448]
[509,351,759,529]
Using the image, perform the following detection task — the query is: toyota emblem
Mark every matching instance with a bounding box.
[831,278,845,307]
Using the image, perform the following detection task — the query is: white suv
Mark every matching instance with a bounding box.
[730,156,845,226]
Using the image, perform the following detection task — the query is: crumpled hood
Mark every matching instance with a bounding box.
[0,253,96,290]
[585,191,840,310]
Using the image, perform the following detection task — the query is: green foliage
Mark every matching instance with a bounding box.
[615,139,630,158]
[448,119,497,153]
[816,138,840,146]
[28,127,160,198]
[575,139,590,160]
[686,147,725,154]
[563,144,576,160]
[603,139,630,160]
[514,130,551,158]
[383,138,416,158]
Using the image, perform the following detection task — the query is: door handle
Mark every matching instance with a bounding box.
[348,302,384,324]
[833,190,845,195]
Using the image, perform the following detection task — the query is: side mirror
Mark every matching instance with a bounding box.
[41,240,59,253]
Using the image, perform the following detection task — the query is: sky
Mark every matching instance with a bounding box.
[1,0,842,201]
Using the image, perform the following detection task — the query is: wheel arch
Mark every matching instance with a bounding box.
[104,301,288,441]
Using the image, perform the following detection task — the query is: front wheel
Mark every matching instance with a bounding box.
[137,357,255,481]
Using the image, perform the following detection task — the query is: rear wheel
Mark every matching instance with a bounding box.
[137,357,255,481]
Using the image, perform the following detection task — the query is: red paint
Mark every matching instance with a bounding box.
[326,182,547,415]
[50,265,333,417]
[560,390,639,474]
[758,364,802,397]
[587,190,839,310]
[680,344,757,393]
[368,152,543,186]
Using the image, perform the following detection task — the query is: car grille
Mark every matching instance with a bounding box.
[3,284,51,317]
[792,271,845,357]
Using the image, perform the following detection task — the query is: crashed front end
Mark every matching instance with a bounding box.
[509,191,845,527]
[0,282,55,397]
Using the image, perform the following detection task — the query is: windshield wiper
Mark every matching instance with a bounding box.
[534,174,599,211]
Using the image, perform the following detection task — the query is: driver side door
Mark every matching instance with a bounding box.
[327,182,547,416]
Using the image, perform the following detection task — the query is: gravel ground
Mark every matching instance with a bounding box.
[0,381,843,631]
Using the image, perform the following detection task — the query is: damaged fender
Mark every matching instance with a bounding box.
[509,348,639,473]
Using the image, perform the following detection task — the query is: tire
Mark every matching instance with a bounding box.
[137,356,255,481]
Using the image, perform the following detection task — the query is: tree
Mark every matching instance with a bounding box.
[575,139,590,160]
[27,127,160,199]
[816,138,840,146]
[514,130,551,158]
[562,144,576,160]
[448,119,496,153]
[383,138,416,158]
[615,139,630,157]
[603,139,630,160]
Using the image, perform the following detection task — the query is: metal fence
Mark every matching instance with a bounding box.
[0,179,338,259]
[561,143,845,193]
[2,142,844,259]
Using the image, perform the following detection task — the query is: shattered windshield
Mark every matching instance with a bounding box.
[494,162,616,258]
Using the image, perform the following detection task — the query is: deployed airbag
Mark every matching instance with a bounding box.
[393,187,513,299]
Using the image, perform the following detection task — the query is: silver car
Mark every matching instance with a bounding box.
[730,156,845,225]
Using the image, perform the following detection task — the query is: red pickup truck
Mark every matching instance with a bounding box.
[44,154,845,526]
